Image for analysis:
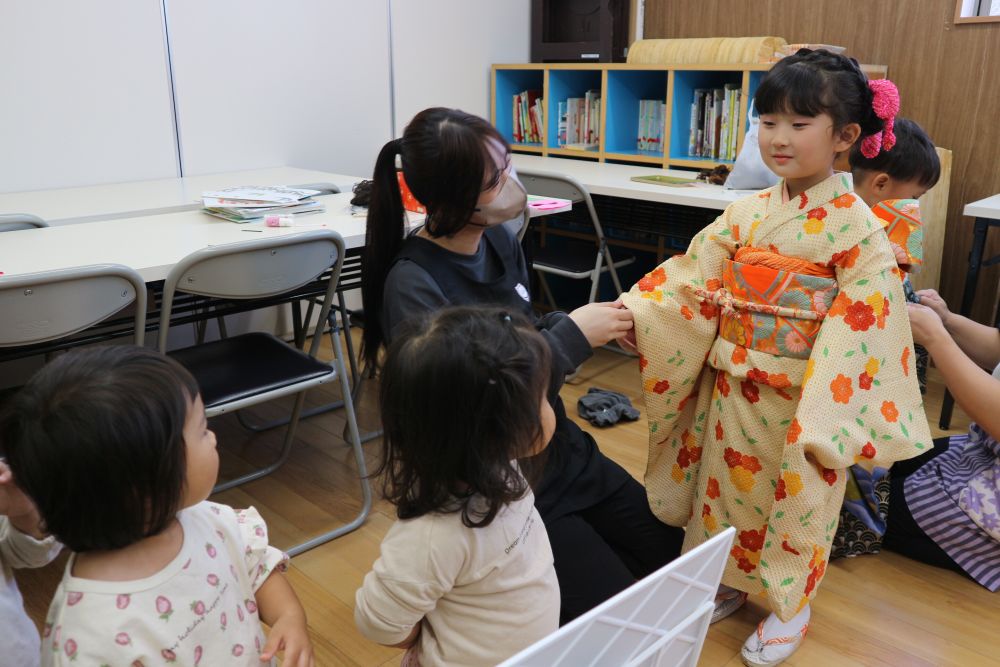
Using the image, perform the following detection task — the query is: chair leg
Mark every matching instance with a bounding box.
[537,271,558,311]
[286,325,373,556]
[603,243,625,295]
[588,248,605,303]
[336,292,360,389]
[213,390,308,493]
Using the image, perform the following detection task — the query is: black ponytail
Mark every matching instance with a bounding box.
[755,49,885,141]
[361,138,405,369]
[360,108,510,369]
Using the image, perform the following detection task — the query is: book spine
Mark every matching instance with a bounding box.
[558,101,566,146]
[638,100,645,151]
[513,94,522,143]
[721,88,731,160]
[713,89,723,159]
[731,90,741,159]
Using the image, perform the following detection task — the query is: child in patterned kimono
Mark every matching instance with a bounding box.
[0,347,313,667]
[833,119,942,559]
[622,50,932,666]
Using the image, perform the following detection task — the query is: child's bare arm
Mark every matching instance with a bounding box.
[255,571,313,667]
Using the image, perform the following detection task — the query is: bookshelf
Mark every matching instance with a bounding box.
[492,62,887,170]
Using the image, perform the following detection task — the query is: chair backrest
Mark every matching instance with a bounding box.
[288,182,340,195]
[0,264,146,347]
[499,527,735,667]
[911,146,952,294]
[157,229,344,354]
[0,213,48,233]
[516,168,608,240]
[517,169,587,205]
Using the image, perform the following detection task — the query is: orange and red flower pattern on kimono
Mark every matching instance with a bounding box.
[623,174,930,621]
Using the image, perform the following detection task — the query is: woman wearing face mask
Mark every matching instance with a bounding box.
[361,107,685,624]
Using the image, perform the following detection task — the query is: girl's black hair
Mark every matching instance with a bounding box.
[0,346,199,552]
[376,306,550,528]
[849,117,941,189]
[361,107,510,369]
[754,49,884,139]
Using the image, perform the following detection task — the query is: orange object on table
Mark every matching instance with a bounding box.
[397,172,426,214]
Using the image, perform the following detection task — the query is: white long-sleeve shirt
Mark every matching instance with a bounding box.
[1,517,62,667]
[355,490,559,666]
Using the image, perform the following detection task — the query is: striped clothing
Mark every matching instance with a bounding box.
[904,364,1000,591]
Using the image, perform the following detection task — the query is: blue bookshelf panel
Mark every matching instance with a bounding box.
[745,70,766,133]
[669,70,744,161]
[494,69,544,146]
[605,70,667,156]
[546,69,602,149]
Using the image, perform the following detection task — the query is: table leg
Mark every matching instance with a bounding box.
[940,217,991,430]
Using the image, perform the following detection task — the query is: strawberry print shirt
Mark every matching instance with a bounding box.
[41,502,287,667]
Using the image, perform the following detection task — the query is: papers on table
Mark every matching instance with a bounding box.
[201,186,326,223]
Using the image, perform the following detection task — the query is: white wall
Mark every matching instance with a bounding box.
[390,0,531,135]
[0,0,179,193]
[0,1,530,193]
[165,0,393,180]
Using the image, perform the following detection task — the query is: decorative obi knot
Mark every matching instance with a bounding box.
[693,247,838,359]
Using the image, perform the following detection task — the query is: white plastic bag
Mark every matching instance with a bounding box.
[726,101,779,190]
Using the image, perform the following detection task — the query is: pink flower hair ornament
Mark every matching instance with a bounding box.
[860,79,900,158]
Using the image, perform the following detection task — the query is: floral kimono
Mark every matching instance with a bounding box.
[623,173,931,620]
[835,198,927,558]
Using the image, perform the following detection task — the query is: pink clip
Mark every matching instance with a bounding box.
[860,79,900,158]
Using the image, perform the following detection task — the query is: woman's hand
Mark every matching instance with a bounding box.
[907,302,949,350]
[569,300,634,348]
[914,289,951,327]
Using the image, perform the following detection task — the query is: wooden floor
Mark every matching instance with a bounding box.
[18,332,1000,666]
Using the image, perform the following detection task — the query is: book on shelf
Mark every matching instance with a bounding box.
[558,90,601,148]
[201,186,325,223]
[512,89,542,143]
[688,85,741,160]
[637,99,666,152]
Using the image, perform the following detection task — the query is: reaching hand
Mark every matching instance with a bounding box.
[0,461,45,538]
[890,242,909,268]
[907,302,949,349]
[618,328,638,353]
[260,612,313,666]
[569,300,634,348]
[914,289,950,326]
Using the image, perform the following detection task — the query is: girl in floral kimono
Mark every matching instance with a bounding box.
[622,49,931,666]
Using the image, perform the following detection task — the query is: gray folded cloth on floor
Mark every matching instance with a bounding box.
[577,387,640,427]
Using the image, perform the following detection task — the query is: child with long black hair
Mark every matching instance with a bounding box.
[355,306,559,666]
[361,107,684,624]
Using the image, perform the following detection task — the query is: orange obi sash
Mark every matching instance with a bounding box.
[697,246,838,359]
[872,198,923,270]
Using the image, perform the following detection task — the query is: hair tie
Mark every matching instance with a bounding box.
[860,79,900,158]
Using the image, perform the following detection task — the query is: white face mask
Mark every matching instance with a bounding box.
[470,167,527,227]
